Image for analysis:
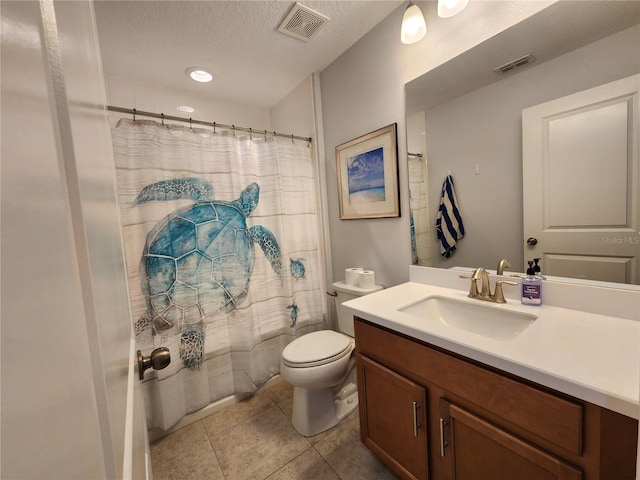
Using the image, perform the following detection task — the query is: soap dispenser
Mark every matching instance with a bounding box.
[532,258,545,280]
[521,260,542,306]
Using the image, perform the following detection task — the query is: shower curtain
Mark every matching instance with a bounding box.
[408,153,431,266]
[112,118,327,430]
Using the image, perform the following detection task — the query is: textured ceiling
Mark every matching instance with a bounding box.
[94,0,404,109]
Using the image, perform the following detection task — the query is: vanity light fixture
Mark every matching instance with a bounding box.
[185,67,214,83]
[437,0,469,18]
[401,1,427,44]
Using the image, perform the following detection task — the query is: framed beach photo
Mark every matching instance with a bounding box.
[335,123,399,219]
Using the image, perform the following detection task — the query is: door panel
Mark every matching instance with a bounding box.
[126,339,154,479]
[54,0,152,476]
[1,1,150,478]
[357,354,428,480]
[523,74,640,283]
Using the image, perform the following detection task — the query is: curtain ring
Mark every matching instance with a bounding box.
[161,113,165,127]
[291,134,294,144]
[307,137,311,148]
[264,129,267,140]
[213,122,216,134]
[189,117,192,131]
[132,108,136,123]
[249,127,253,139]
[232,125,236,136]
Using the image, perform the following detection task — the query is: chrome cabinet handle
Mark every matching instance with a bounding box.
[412,401,421,437]
[137,347,170,380]
[439,417,449,457]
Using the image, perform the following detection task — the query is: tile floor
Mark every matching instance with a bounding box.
[150,380,398,480]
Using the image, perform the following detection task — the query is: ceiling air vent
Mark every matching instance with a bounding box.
[494,53,536,74]
[278,2,330,42]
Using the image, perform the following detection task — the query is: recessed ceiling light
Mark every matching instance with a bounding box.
[185,67,214,83]
[177,105,195,113]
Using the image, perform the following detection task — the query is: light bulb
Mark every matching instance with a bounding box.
[438,0,469,18]
[185,67,215,83]
[401,3,427,44]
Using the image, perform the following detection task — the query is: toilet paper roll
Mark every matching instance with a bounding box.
[345,267,364,286]
[359,270,376,289]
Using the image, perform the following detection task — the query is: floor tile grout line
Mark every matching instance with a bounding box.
[151,382,396,480]
[311,443,344,480]
[203,398,311,480]
[200,419,227,480]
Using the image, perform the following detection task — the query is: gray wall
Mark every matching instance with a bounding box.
[425,25,640,273]
[319,2,551,288]
[321,2,639,286]
[320,6,411,289]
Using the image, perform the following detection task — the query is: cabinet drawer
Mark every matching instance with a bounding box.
[354,318,584,456]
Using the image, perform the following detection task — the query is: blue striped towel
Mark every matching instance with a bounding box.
[436,175,465,258]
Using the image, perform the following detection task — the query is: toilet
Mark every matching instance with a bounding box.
[280,280,383,437]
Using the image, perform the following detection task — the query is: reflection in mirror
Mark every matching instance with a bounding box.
[408,152,430,265]
[405,1,640,285]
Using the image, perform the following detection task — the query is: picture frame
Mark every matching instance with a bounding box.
[335,123,399,219]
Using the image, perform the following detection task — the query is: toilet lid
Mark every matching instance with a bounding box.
[282,330,352,367]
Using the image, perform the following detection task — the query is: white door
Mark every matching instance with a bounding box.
[1,1,151,478]
[522,74,640,284]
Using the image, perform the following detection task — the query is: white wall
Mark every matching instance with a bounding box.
[271,75,314,139]
[104,75,272,131]
[424,25,640,273]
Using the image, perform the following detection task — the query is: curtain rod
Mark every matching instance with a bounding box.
[107,106,312,145]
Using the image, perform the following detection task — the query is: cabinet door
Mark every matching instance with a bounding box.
[439,399,582,480]
[357,354,428,480]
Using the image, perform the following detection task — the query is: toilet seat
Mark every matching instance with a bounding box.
[282,330,352,368]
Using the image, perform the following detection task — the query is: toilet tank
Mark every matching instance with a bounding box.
[332,281,383,337]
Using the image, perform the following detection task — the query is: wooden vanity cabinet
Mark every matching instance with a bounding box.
[354,317,638,480]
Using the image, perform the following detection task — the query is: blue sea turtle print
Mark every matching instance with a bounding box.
[289,258,306,279]
[287,303,299,328]
[134,177,282,369]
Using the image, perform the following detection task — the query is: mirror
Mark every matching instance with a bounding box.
[405,1,640,285]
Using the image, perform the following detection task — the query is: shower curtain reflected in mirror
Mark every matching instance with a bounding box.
[408,153,431,266]
[112,118,326,430]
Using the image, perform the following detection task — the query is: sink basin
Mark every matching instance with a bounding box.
[398,295,537,340]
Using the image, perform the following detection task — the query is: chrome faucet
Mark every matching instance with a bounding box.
[496,258,511,276]
[460,267,518,304]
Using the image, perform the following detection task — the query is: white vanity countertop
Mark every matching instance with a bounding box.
[344,280,640,419]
